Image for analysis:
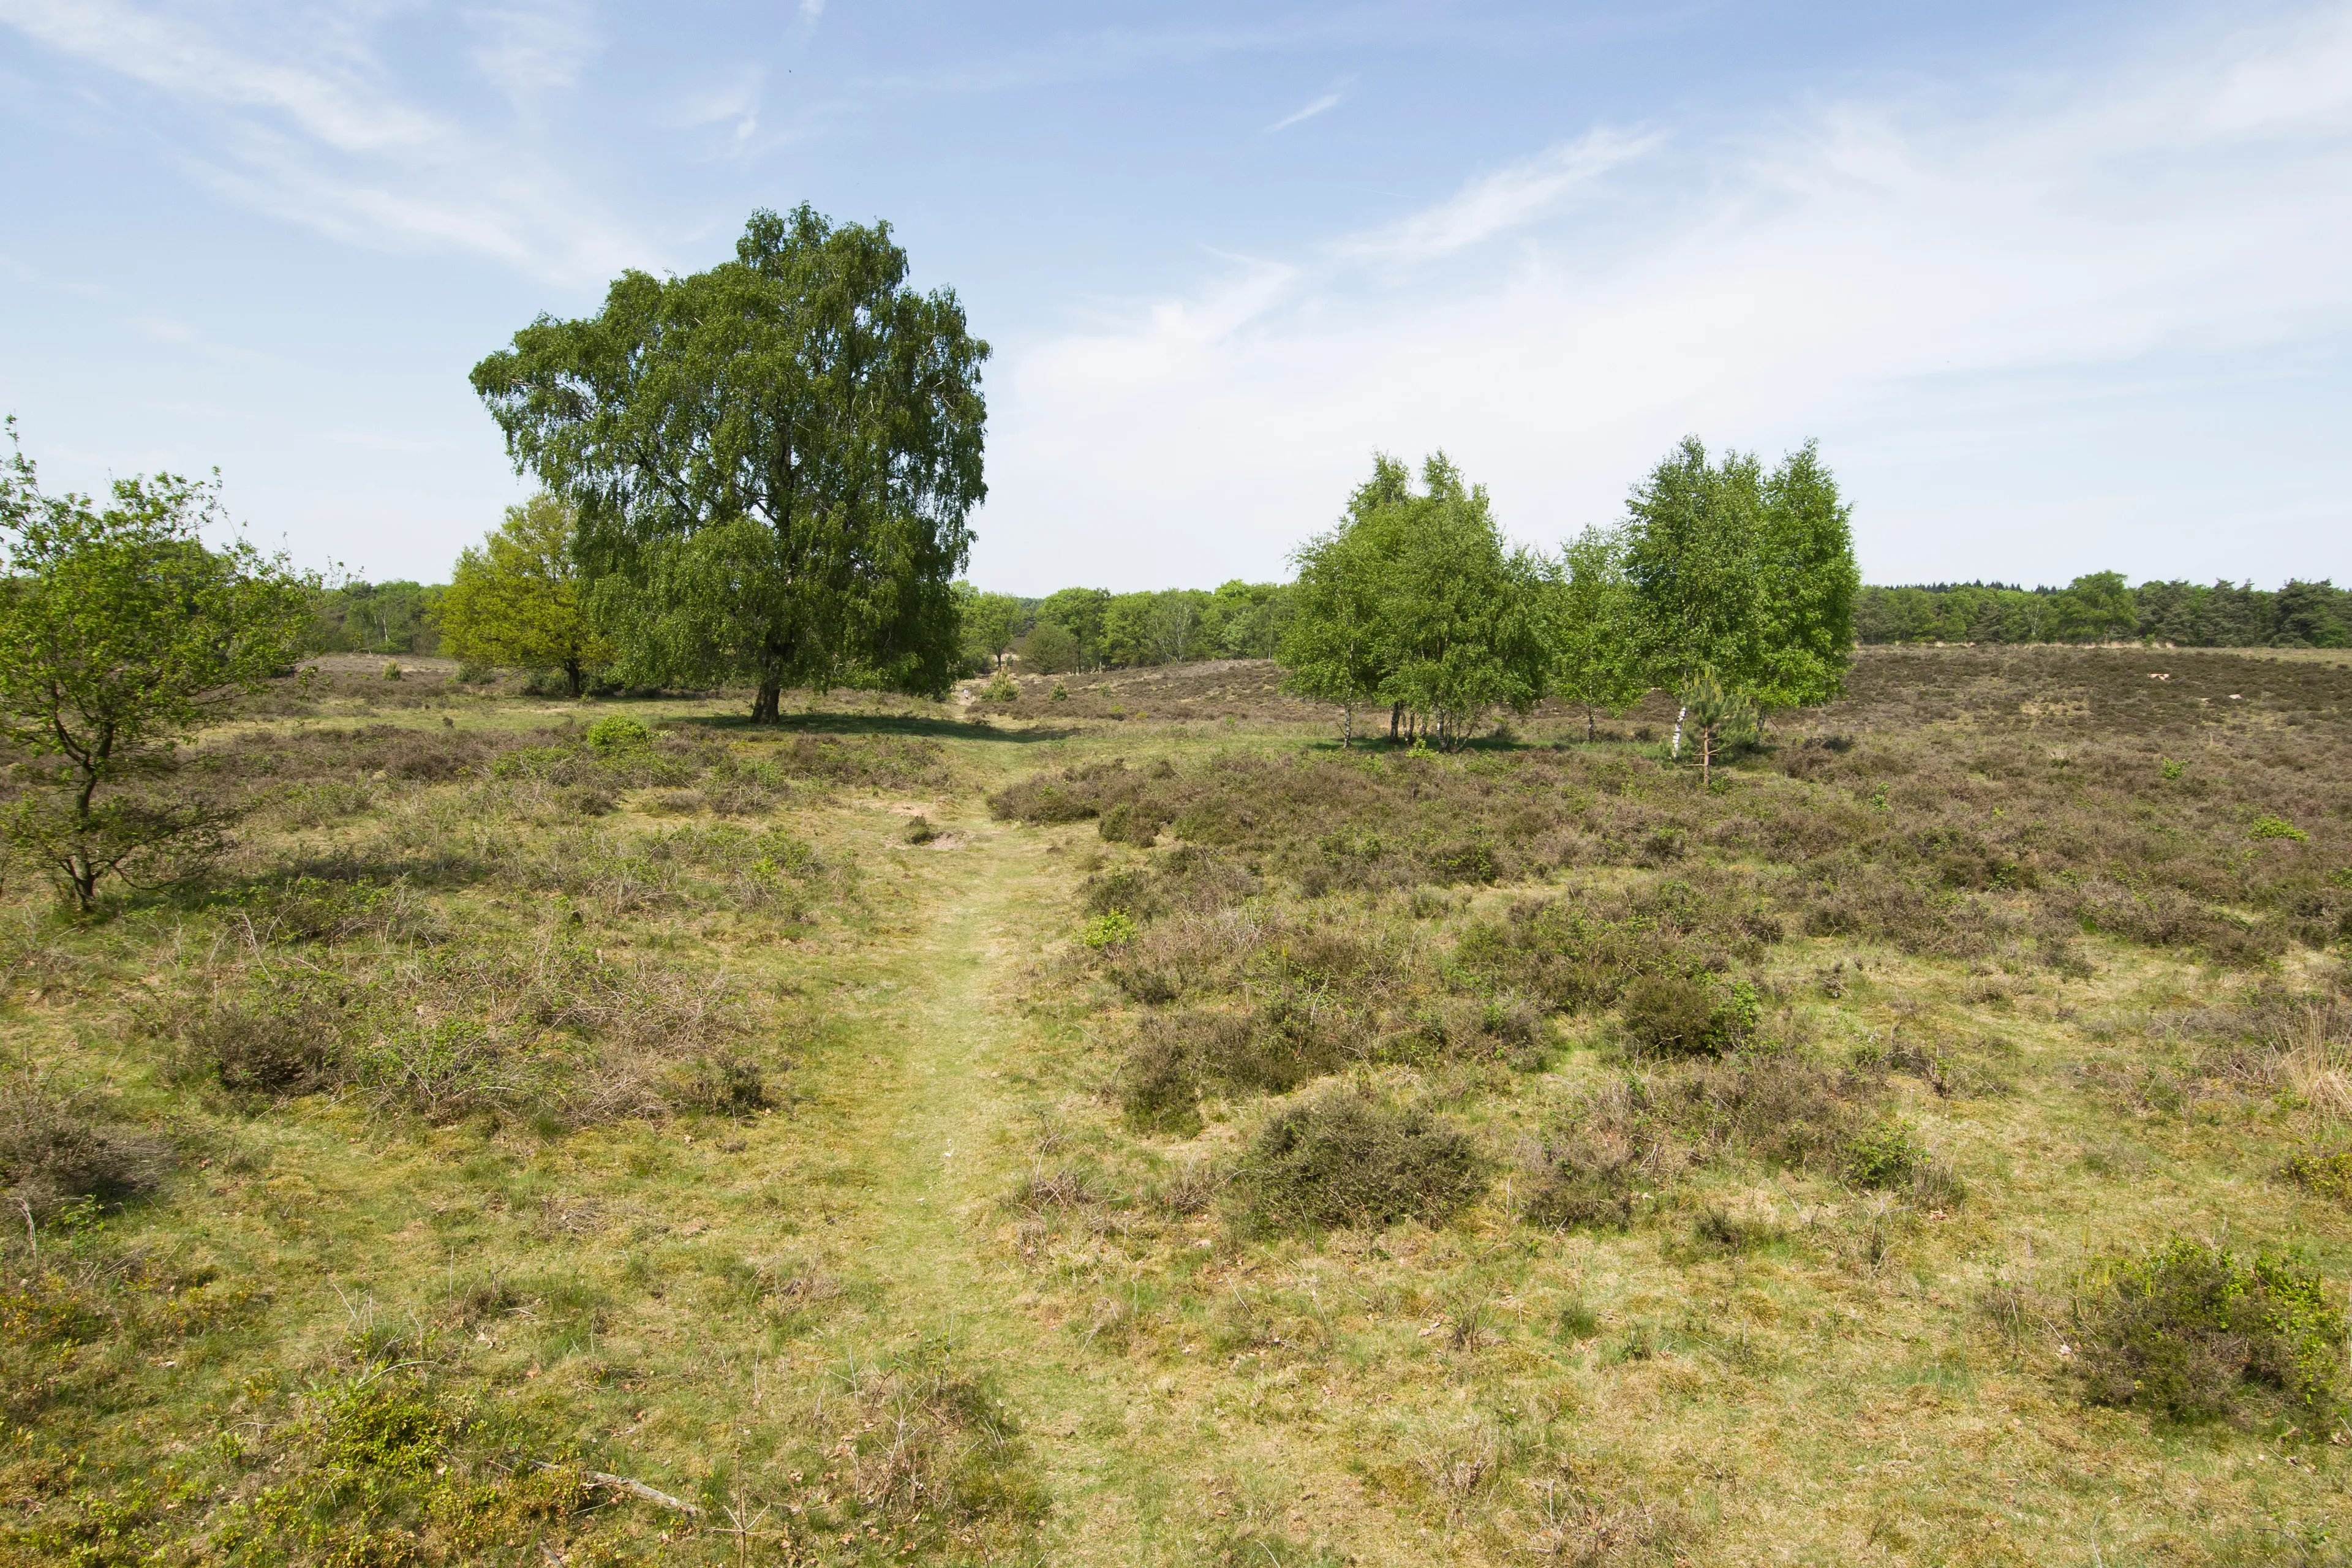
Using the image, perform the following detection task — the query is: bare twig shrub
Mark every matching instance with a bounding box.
[0,1065,171,1218]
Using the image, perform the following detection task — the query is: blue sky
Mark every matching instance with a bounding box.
[2,1,2348,594]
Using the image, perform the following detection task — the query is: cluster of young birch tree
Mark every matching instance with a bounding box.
[1278,437,1861,766]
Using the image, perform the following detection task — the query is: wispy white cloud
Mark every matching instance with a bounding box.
[980,4,2352,590]
[669,66,764,147]
[0,0,639,283]
[1340,128,1659,260]
[797,0,824,24]
[465,2,598,101]
[1267,78,1349,132]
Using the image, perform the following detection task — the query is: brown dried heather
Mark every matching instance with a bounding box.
[999,646,2352,968]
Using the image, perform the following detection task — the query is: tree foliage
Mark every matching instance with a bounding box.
[301,579,443,655]
[1280,453,1548,749]
[470,205,989,720]
[1035,588,1110,669]
[960,589,1023,671]
[1623,436,1858,711]
[0,424,311,908]
[1550,525,1647,741]
[1675,664,1755,790]
[1853,575,2351,648]
[1015,620,1080,674]
[439,495,612,695]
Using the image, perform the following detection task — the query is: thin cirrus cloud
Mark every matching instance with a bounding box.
[974,4,2352,592]
[465,2,600,102]
[1338,127,1660,260]
[666,66,765,148]
[0,0,642,284]
[1266,78,1350,132]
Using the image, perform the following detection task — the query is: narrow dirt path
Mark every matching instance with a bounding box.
[816,807,1182,1558]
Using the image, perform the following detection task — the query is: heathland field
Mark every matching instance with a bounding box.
[4,645,2350,1567]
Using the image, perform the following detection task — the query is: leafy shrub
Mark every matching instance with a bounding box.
[219,875,439,946]
[0,1070,172,1219]
[333,932,750,1126]
[1082,911,1139,949]
[222,1373,599,1563]
[1520,1050,1874,1229]
[1081,867,1158,919]
[1521,1156,1637,1231]
[904,814,938,844]
[1841,1114,1924,1189]
[2283,1149,2352,1205]
[979,672,1019,703]
[1231,1089,1483,1232]
[752,733,950,790]
[382,662,402,681]
[1428,840,1498,884]
[1620,975,1713,1053]
[829,1341,1052,1531]
[2070,1239,2348,1425]
[990,776,1103,824]
[584,714,654,756]
[1620,974,1756,1055]
[2251,815,2309,842]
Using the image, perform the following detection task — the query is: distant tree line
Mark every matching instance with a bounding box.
[957,582,1291,674]
[1855,575,2349,648]
[302,579,445,656]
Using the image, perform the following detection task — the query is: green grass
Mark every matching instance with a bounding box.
[2,650,2349,1565]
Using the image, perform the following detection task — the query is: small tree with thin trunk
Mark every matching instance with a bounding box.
[1676,665,1753,790]
[1551,524,1648,741]
[961,589,1023,670]
[439,494,612,696]
[1280,509,1389,747]
[0,423,311,909]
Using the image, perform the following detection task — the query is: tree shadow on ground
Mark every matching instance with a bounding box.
[676,710,1085,744]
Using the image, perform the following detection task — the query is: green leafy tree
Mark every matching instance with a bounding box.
[1280,505,1392,747]
[0,425,311,909]
[1144,589,1211,665]
[1212,579,1292,657]
[2052,571,2139,643]
[1623,436,1764,693]
[1623,435,1859,748]
[1035,587,1109,669]
[1373,456,1550,750]
[1676,664,1754,790]
[961,590,1025,670]
[301,579,445,655]
[1752,440,1860,708]
[471,205,989,722]
[1280,453,1547,750]
[1014,620,1079,674]
[1551,525,1647,741]
[439,495,612,696]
